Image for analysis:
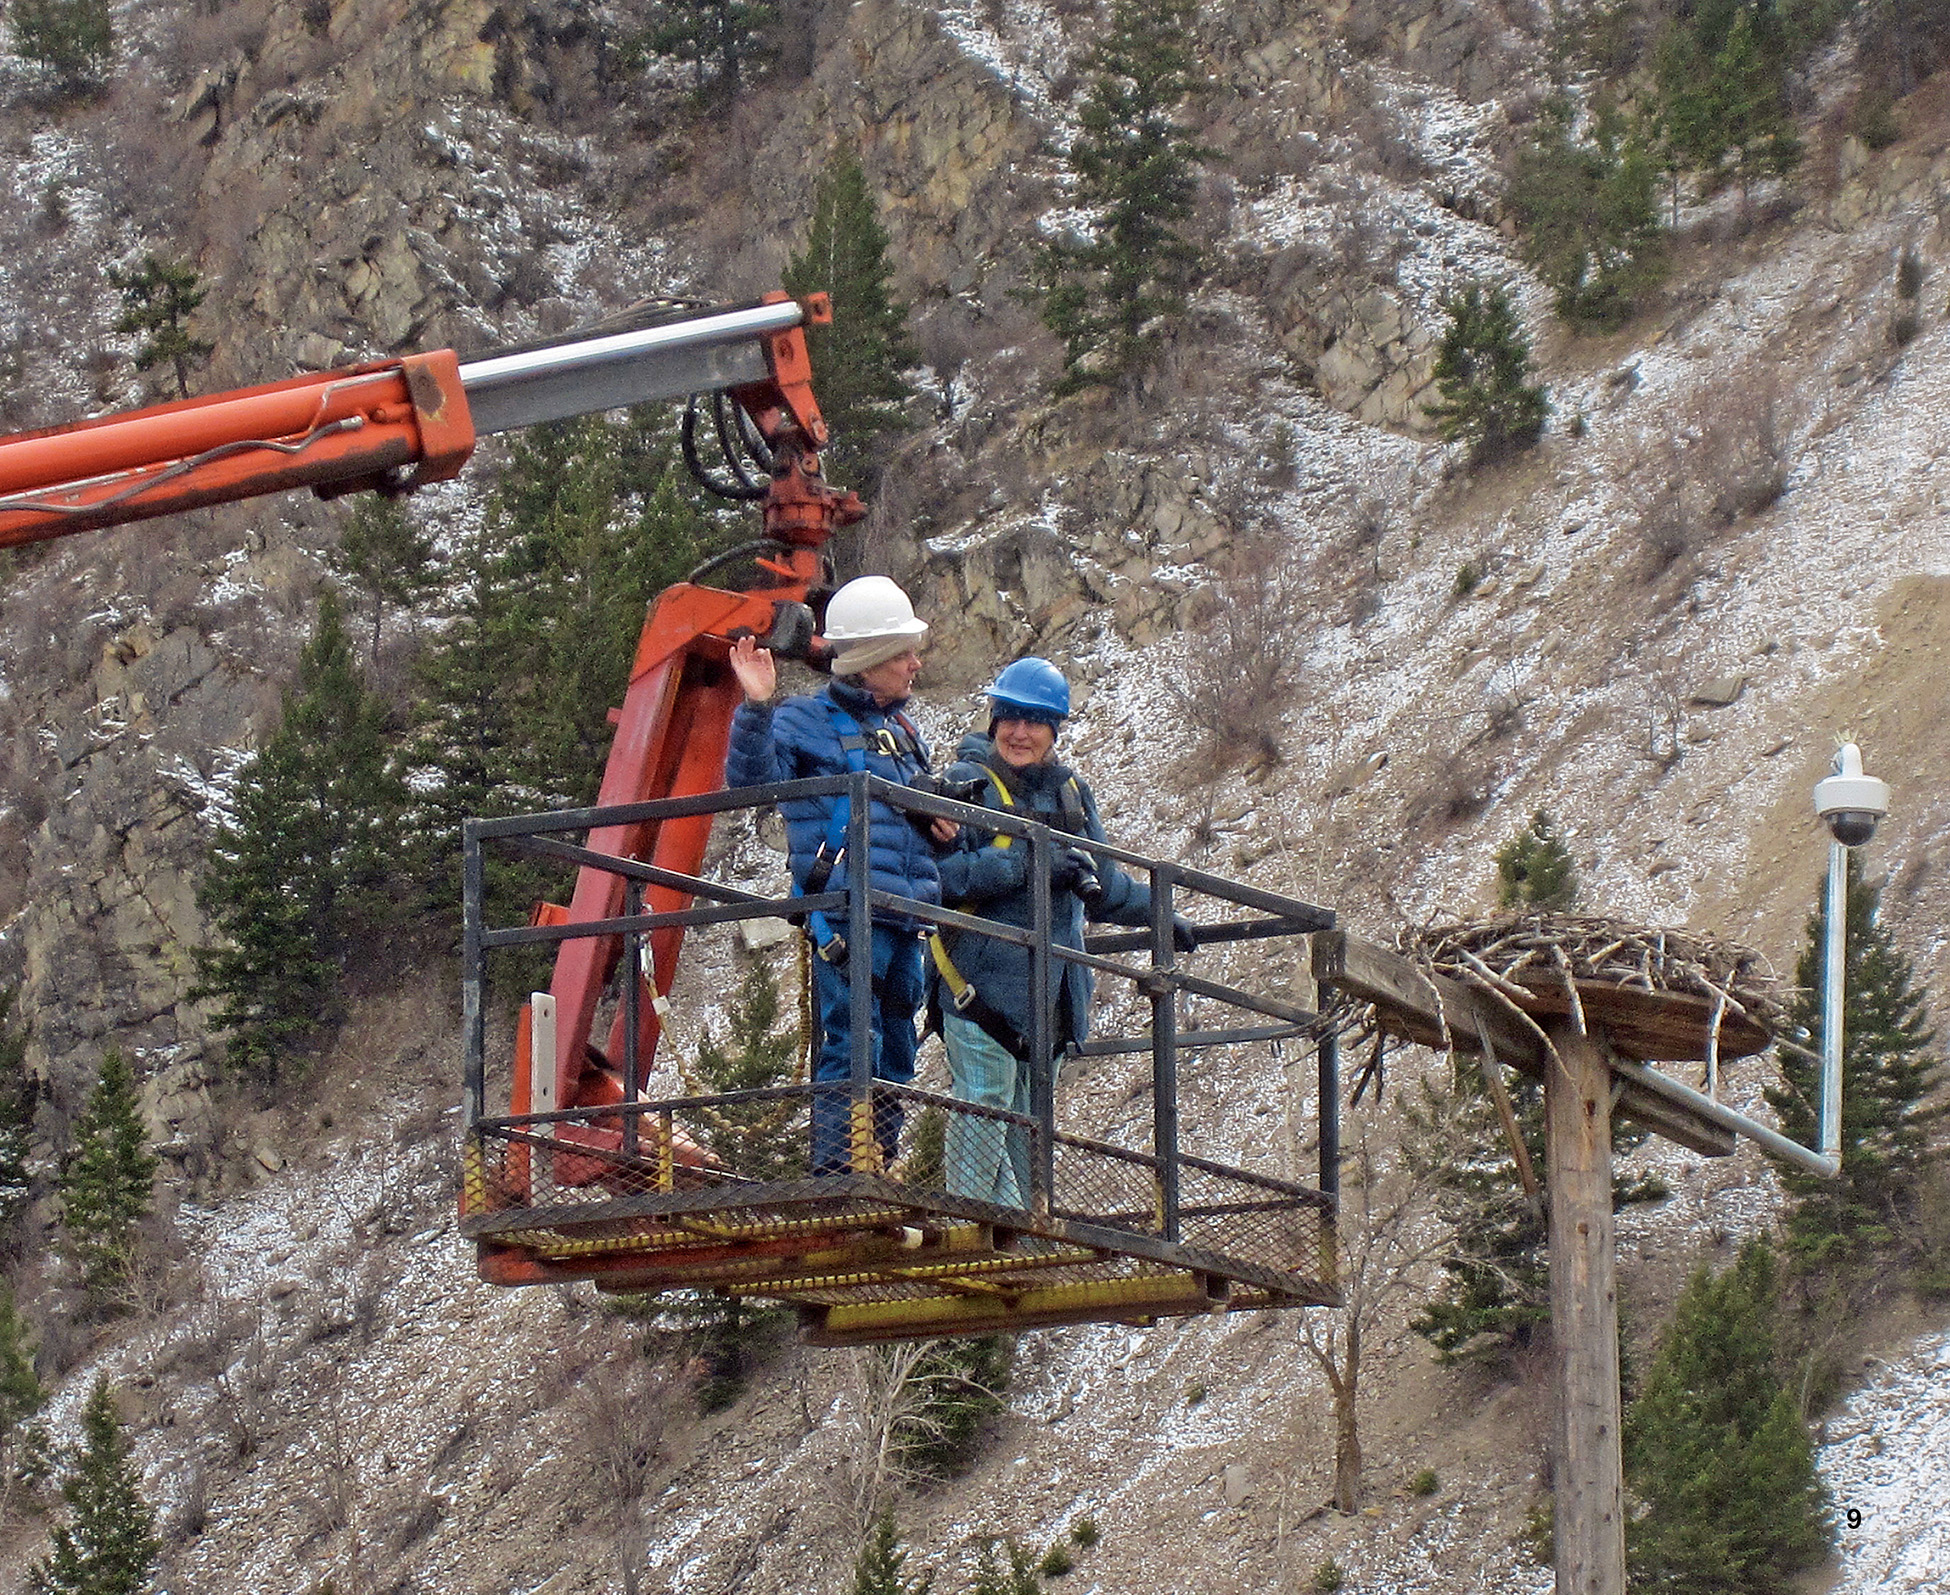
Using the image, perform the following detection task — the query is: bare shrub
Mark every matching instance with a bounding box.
[1341,72,1428,184]
[1622,368,1799,579]
[1300,1098,1456,1512]
[170,1458,209,1544]
[383,1492,443,1556]
[1226,130,1323,190]
[1169,531,1307,773]
[910,301,988,424]
[1693,370,1794,523]
[1642,669,1686,772]
[1439,763,1496,821]
[196,1291,281,1459]
[1621,420,1694,574]
[1897,247,1926,299]
[834,1339,981,1532]
[1343,459,1417,582]
[567,1354,671,1594]
[1402,752,1498,831]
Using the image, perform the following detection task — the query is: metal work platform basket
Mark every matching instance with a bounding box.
[457,774,1343,1343]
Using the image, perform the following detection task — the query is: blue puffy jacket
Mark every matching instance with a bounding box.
[725,679,944,923]
[934,734,1152,1053]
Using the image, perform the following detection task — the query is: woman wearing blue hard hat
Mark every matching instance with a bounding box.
[929,658,1195,1208]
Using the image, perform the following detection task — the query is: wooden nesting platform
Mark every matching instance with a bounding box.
[1313,931,1750,1158]
[1494,973,1770,1063]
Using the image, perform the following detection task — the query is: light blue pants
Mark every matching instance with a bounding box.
[942,1012,1033,1209]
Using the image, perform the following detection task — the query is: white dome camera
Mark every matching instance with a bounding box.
[1813,742,1889,847]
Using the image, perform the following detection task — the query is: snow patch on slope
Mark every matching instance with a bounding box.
[1821,1326,1950,1592]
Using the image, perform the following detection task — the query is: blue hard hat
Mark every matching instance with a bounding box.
[985,657,1070,724]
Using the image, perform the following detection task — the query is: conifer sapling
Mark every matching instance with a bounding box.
[57,1051,157,1301]
[29,1376,160,1595]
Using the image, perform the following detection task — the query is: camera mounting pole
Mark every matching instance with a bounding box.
[1813,741,1890,1165]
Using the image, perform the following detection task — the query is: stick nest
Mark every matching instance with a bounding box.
[1397,912,1784,1033]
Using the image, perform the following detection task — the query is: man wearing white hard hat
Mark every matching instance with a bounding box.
[725,576,958,1174]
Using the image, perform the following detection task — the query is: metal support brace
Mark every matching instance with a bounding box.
[622,879,643,1159]
[1318,1030,1340,1285]
[846,771,875,1172]
[1150,864,1181,1242]
[1028,820,1055,1214]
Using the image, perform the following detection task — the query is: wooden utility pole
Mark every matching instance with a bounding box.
[1544,1020,1625,1595]
[1312,933,1740,1595]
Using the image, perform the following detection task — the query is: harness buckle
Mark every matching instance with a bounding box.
[803,843,842,896]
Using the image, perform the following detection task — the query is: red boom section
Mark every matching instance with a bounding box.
[0,353,474,546]
[539,437,862,1149]
[547,577,803,1122]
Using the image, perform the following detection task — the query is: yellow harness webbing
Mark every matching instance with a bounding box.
[929,766,1016,1011]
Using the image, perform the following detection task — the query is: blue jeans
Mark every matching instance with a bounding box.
[810,928,924,1174]
[942,1012,1033,1209]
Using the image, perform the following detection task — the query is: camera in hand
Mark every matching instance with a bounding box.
[905,769,989,834]
[1051,847,1104,905]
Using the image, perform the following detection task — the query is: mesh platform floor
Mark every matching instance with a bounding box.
[459,1085,1339,1343]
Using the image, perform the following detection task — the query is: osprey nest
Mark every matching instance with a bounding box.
[1394,912,1786,1064]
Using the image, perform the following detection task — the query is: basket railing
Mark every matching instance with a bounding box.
[460,772,1339,1259]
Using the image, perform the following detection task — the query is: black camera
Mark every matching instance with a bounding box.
[1052,846,1104,905]
[904,770,989,836]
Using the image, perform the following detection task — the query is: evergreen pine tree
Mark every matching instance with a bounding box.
[106,257,212,399]
[1423,282,1550,466]
[781,150,917,492]
[691,960,805,1178]
[0,1285,46,1519]
[1411,1059,1661,1361]
[0,989,38,1253]
[1033,0,1207,392]
[194,589,408,1077]
[7,0,112,95]
[0,1289,42,1439]
[57,1051,157,1301]
[968,1539,1042,1595]
[639,0,775,102]
[1408,1069,1551,1359]
[405,409,725,1005]
[664,963,806,1410]
[1765,855,1943,1265]
[1495,811,1579,911]
[405,547,522,918]
[1508,102,1666,331]
[1625,1238,1830,1594]
[850,1514,933,1595]
[29,1376,159,1595]
[408,410,715,921]
[330,495,437,666]
[460,413,708,806]
[1653,1,1802,201]
[895,1336,1011,1480]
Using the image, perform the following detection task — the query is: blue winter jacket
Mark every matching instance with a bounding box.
[934,734,1152,1054]
[724,679,944,924]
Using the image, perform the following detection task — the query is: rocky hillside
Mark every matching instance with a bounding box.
[0,1,1948,1592]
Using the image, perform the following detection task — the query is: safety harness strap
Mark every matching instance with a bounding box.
[926,759,1086,1060]
[926,931,1030,1059]
[799,701,928,962]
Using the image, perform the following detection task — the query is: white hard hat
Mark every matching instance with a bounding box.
[823,576,928,643]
